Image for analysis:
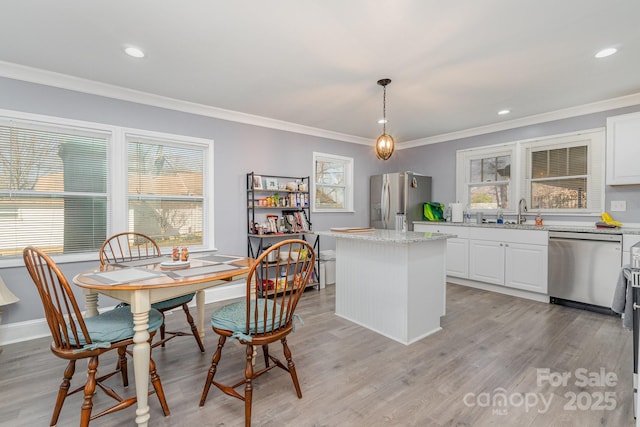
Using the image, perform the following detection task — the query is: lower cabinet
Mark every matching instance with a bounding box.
[446,237,469,278]
[414,224,468,278]
[469,239,548,293]
[414,222,549,294]
[468,239,504,284]
[623,234,640,266]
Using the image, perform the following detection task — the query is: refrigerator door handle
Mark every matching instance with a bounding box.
[381,175,389,228]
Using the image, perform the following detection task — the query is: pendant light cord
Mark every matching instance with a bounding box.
[382,85,387,134]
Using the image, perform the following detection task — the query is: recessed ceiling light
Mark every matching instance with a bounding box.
[498,109,510,116]
[124,46,145,58]
[595,47,617,58]
[378,118,388,124]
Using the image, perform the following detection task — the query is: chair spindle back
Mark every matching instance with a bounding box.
[23,246,91,351]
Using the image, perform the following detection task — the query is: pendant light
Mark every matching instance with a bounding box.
[375,78,395,160]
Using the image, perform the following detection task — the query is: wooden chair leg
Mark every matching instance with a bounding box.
[244,344,254,427]
[261,344,270,368]
[51,360,76,427]
[200,335,227,406]
[182,303,205,352]
[118,346,129,387]
[80,356,99,427]
[282,338,302,398]
[159,313,167,348]
[149,356,170,416]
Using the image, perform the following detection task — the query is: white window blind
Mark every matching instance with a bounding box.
[0,119,109,257]
[521,130,604,213]
[126,133,206,249]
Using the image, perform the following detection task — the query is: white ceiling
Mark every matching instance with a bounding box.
[1,0,640,146]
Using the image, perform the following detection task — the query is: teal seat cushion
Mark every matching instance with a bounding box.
[151,293,195,311]
[211,299,288,342]
[69,306,164,352]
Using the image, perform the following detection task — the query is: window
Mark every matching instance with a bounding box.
[456,129,604,215]
[312,152,354,212]
[456,145,515,211]
[0,117,109,258]
[0,110,213,264]
[521,130,604,213]
[125,130,209,250]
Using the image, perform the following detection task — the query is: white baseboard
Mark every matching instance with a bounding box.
[0,280,245,347]
[447,277,550,303]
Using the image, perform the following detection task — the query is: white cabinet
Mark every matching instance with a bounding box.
[413,223,549,295]
[504,242,548,293]
[414,224,469,278]
[469,240,504,285]
[623,234,640,266]
[606,112,640,185]
[469,228,549,294]
[446,237,470,278]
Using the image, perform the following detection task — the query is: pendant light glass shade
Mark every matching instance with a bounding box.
[375,78,394,160]
[375,133,395,160]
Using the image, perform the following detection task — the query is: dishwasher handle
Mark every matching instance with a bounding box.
[549,231,622,242]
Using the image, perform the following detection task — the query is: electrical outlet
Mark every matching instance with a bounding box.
[610,200,627,212]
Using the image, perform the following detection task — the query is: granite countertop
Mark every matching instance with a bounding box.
[413,221,640,235]
[316,229,455,243]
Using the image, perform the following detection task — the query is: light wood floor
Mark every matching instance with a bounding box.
[0,284,634,427]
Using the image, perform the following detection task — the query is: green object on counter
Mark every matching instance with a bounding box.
[423,202,445,221]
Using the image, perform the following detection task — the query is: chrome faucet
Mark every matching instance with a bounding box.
[517,198,528,224]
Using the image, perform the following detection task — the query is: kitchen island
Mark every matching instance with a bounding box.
[317,229,454,345]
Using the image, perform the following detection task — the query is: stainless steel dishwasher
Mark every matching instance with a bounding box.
[548,231,622,313]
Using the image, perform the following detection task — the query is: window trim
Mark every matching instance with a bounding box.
[119,127,214,245]
[312,152,354,213]
[456,128,604,216]
[520,129,604,215]
[456,143,516,213]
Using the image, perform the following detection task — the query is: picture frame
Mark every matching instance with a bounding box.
[265,177,279,191]
[252,175,263,190]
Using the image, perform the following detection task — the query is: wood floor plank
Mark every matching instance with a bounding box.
[0,284,634,426]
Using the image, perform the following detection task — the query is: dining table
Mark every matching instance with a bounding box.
[72,253,253,427]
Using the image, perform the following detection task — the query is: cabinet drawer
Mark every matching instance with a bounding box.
[414,224,469,238]
[469,227,548,245]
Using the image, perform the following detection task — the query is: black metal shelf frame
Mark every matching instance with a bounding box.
[246,172,320,290]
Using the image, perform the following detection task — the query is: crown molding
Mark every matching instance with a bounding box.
[0,61,372,146]
[399,92,640,149]
[2,61,639,149]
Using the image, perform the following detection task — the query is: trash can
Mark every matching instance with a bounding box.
[319,250,336,289]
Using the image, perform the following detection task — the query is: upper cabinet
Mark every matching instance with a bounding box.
[606,112,640,185]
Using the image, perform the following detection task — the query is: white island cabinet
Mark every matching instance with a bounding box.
[317,229,454,345]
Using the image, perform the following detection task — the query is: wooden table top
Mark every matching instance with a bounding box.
[73,254,253,291]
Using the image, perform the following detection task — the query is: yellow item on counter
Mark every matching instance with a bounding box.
[601,212,622,227]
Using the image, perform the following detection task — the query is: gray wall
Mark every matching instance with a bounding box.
[1,76,640,325]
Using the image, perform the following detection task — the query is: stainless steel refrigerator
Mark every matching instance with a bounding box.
[370,172,432,231]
